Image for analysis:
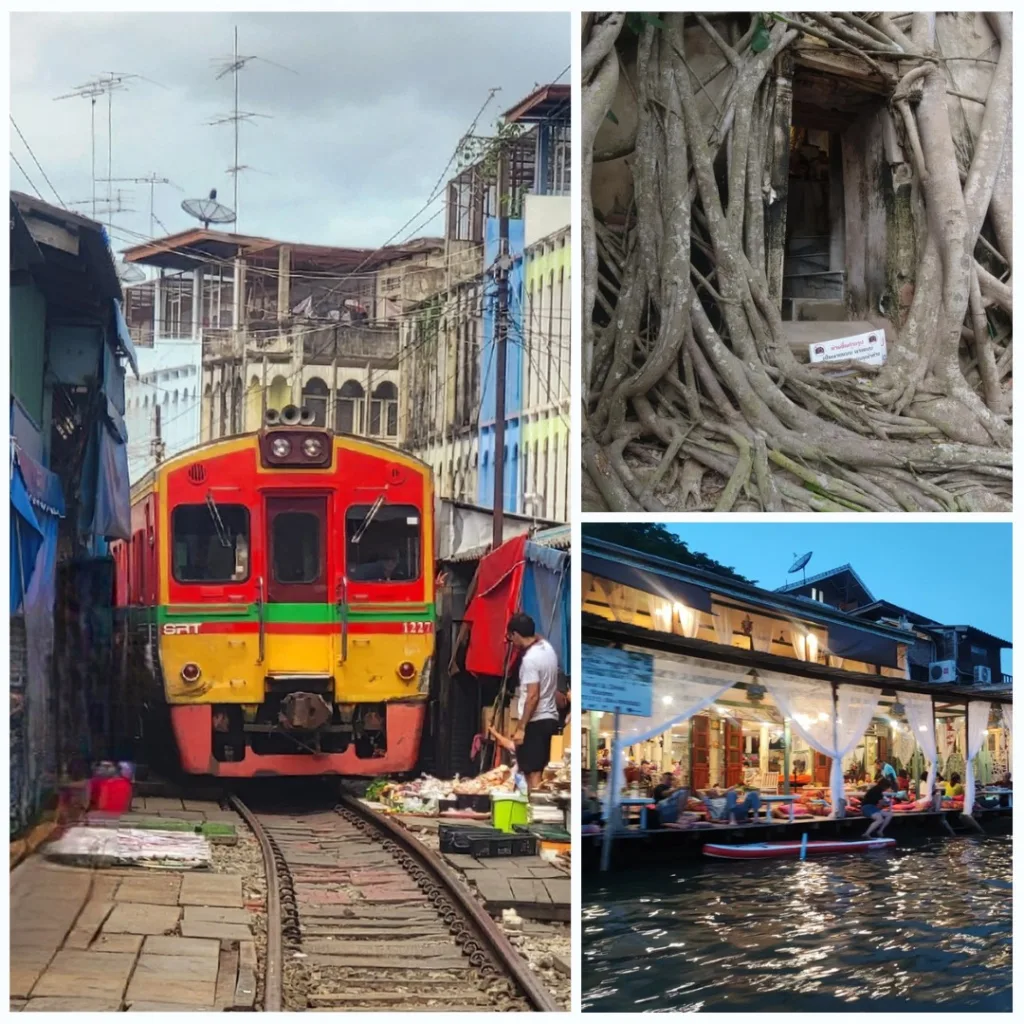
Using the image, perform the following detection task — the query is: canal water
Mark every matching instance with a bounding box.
[583,835,1012,1012]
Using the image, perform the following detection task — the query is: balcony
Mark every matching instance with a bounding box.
[201,323,399,367]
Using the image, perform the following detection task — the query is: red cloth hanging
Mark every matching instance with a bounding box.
[463,533,528,677]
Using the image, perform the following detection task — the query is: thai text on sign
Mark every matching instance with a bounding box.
[808,328,887,367]
[582,644,653,716]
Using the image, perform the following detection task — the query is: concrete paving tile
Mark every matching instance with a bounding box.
[23,997,122,1011]
[126,953,217,1006]
[182,905,252,925]
[214,946,239,1010]
[180,919,252,941]
[65,901,114,949]
[179,872,242,908]
[127,1001,205,1011]
[114,874,182,906]
[30,950,135,1001]
[91,933,144,954]
[141,935,221,958]
[103,902,181,935]
[142,798,185,812]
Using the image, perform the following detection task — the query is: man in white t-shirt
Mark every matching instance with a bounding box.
[507,612,560,792]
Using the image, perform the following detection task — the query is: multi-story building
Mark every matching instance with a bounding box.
[401,83,570,520]
[121,230,445,464]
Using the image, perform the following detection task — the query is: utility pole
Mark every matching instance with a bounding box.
[491,147,510,550]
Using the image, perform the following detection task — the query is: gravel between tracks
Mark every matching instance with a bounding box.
[213,810,268,1008]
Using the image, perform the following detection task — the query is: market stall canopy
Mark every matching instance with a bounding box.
[464,533,569,678]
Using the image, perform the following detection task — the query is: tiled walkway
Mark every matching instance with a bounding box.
[10,800,256,1012]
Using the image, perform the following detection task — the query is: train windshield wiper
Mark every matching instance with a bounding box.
[206,492,232,548]
[351,493,385,545]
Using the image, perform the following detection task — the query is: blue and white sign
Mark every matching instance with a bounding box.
[582,644,653,717]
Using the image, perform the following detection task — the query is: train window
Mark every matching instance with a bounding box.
[172,504,250,583]
[272,512,320,584]
[346,504,421,582]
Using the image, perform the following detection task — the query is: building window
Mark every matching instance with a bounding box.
[370,381,398,437]
[302,377,329,427]
[335,380,365,434]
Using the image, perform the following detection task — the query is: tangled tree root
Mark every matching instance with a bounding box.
[583,12,1012,512]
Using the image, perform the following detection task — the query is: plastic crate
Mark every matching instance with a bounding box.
[439,822,537,858]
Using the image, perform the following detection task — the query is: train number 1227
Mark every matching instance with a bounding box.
[402,621,433,634]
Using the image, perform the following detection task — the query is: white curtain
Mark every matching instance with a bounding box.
[603,650,736,822]
[649,596,673,633]
[1001,703,1012,775]
[764,675,879,815]
[791,631,807,661]
[751,616,773,654]
[677,604,702,639]
[828,654,845,670]
[714,608,733,646]
[898,690,938,798]
[964,700,992,814]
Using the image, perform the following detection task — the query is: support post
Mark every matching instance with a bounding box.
[589,710,600,796]
[783,719,792,795]
[600,709,621,872]
[492,151,510,549]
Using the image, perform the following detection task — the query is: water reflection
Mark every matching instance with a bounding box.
[583,835,1011,1012]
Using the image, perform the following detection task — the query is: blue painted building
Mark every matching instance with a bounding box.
[478,216,525,513]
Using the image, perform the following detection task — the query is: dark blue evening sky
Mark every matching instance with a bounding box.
[667,522,1012,671]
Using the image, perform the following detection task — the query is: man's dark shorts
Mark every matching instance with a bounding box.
[516,717,559,774]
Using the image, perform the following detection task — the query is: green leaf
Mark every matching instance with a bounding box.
[638,13,666,29]
[751,15,771,52]
[606,109,619,125]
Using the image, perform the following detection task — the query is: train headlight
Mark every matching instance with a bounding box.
[302,436,324,459]
[181,662,202,684]
[397,661,416,681]
[271,436,292,458]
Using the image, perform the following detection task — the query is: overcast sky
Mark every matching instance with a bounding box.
[10,12,569,255]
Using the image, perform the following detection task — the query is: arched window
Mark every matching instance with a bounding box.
[172,390,179,405]
[216,383,227,439]
[302,377,329,427]
[143,394,150,409]
[335,380,365,434]
[370,380,398,437]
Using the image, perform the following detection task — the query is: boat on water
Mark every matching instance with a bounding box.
[703,837,896,860]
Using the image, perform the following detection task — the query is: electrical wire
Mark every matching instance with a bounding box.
[10,116,65,208]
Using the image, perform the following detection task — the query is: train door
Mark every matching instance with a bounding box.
[262,494,332,675]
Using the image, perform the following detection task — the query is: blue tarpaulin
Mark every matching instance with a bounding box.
[10,462,43,614]
[521,541,569,676]
[79,396,131,542]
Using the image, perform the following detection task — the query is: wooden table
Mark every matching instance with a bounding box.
[758,794,801,823]
[618,796,652,830]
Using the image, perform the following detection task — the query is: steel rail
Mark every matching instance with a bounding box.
[228,795,282,1012]
[337,792,559,1013]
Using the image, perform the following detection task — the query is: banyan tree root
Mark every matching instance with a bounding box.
[583,12,1012,512]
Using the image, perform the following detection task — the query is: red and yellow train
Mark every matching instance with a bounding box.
[111,407,435,777]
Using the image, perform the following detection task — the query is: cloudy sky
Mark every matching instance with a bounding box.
[10,12,569,254]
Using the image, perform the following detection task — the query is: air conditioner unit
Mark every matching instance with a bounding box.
[929,660,957,683]
[974,665,992,685]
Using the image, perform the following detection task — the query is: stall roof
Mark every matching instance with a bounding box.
[583,612,1012,704]
[583,538,918,646]
[502,83,570,124]
[853,600,1012,650]
[122,227,443,273]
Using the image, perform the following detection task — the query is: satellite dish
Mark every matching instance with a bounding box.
[788,551,812,574]
[181,189,236,228]
[116,261,145,283]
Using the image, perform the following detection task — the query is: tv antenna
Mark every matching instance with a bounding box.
[787,551,813,585]
[210,25,296,232]
[97,174,183,239]
[55,72,162,231]
[66,187,136,219]
[181,188,236,229]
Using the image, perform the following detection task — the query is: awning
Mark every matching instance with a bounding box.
[463,533,570,678]
[10,444,65,613]
[112,298,139,378]
[828,622,898,668]
[582,551,713,613]
[78,396,131,542]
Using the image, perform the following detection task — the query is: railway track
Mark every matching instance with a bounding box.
[231,793,558,1012]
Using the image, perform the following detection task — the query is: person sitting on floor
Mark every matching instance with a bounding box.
[942,772,965,798]
[647,772,680,828]
[875,759,898,785]
[702,785,761,825]
[862,777,894,838]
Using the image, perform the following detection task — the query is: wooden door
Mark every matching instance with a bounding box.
[691,715,710,790]
[877,735,889,767]
[813,751,831,785]
[724,720,744,787]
